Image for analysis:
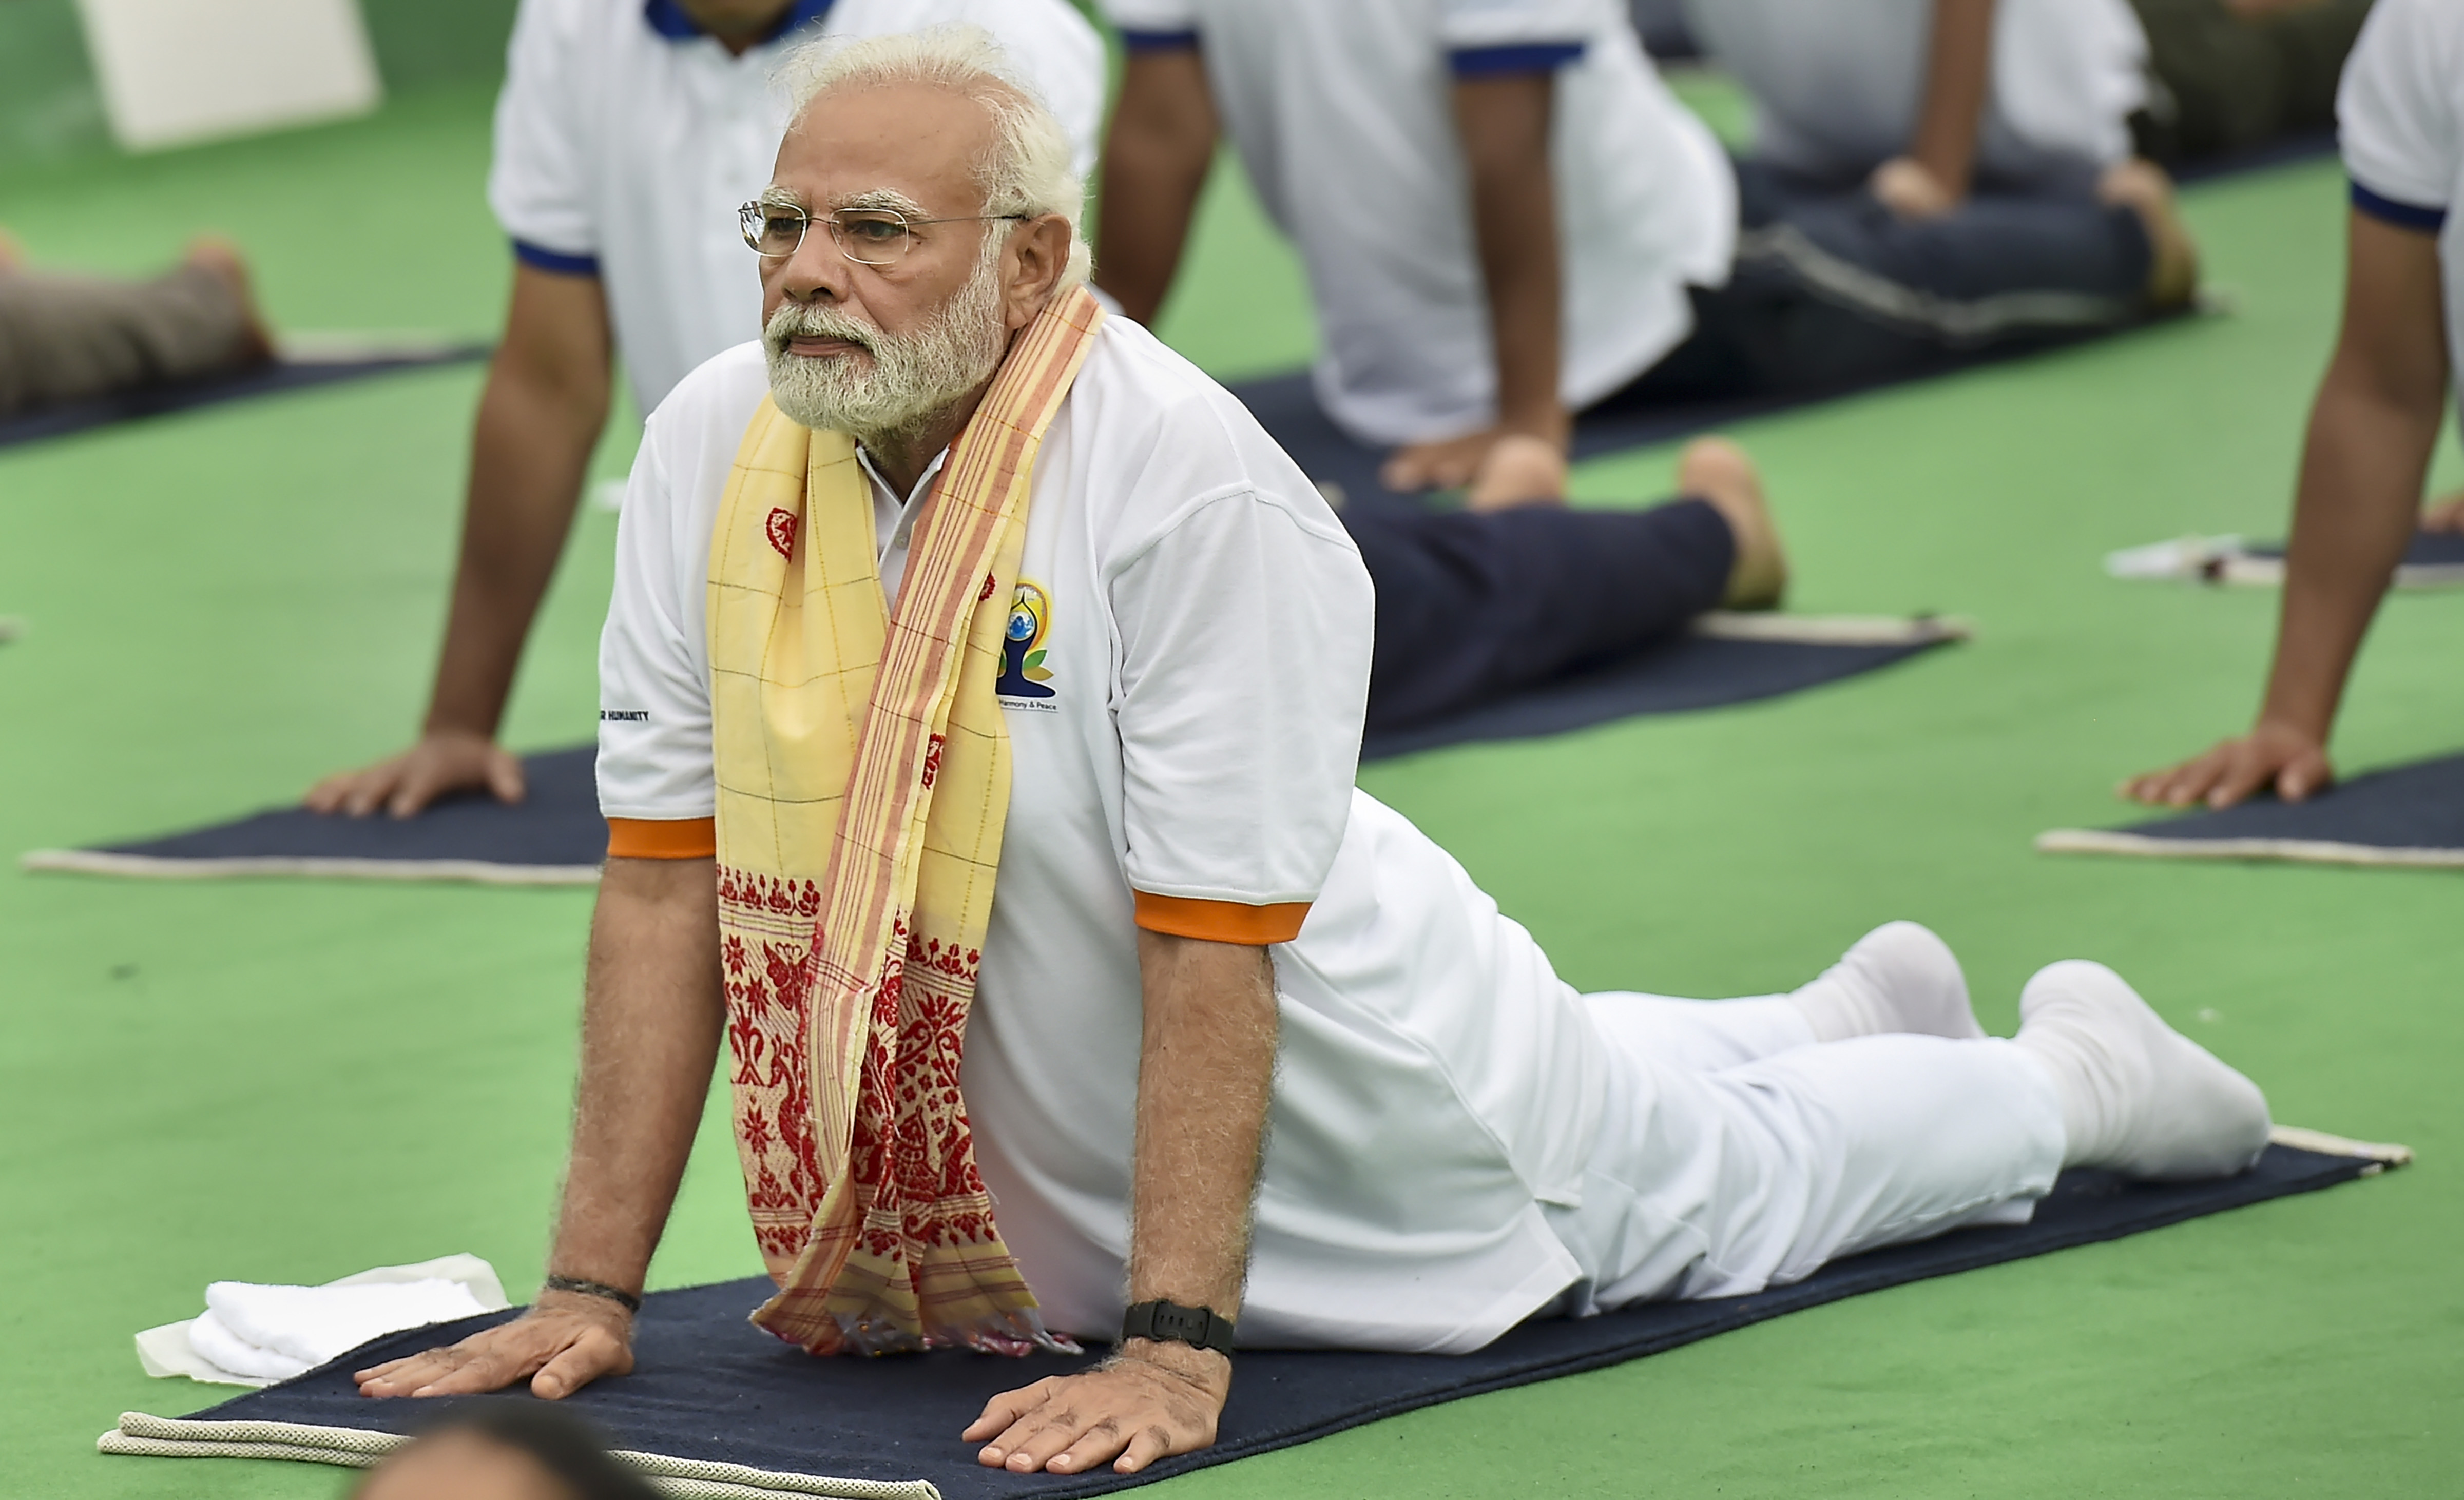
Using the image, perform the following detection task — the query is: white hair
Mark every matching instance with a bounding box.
[775,25,1091,291]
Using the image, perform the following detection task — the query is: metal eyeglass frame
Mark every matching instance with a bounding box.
[738,201,1030,267]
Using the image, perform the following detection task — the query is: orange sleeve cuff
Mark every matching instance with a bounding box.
[1132,891,1311,945]
[606,816,717,860]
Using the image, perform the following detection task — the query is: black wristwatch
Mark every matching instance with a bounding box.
[1120,1299,1237,1356]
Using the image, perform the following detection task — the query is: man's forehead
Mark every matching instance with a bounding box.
[774,81,993,212]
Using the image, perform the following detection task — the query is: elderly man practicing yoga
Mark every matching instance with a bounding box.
[358,30,2276,1477]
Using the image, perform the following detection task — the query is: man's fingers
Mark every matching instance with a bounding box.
[341,770,397,818]
[486,751,529,805]
[355,1351,454,1393]
[1000,1409,1102,1473]
[1049,1418,1135,1476]
[530,1329,625,1400]
[1112,1423,1178,1474]
[964,1381,1051,1444]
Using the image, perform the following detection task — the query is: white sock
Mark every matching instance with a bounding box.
[1787,921,1988,1043]
[2015,959,2272,1179]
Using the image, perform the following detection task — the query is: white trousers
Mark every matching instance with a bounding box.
[1542,993,2067,1315]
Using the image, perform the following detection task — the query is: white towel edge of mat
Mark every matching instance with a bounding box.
[20,849,601,886]
[2032,829,2464,869]
[100,1413,940,1499]
[1690,612,1974,646]
[2268,1124,2416,1170]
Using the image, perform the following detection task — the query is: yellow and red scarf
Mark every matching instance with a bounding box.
[707,287,1102,1354]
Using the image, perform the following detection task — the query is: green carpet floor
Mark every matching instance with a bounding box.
[2,79,2456,1500]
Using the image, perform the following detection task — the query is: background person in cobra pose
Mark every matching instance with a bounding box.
[306,0,1101,819]
[2125,0,2462,810]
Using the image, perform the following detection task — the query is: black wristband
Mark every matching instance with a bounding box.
[1120,1299,1236,1356]
[543,1275,643,1314]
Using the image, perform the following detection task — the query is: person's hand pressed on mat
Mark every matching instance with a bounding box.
[355,1289,633,1401]
[1382,427,1570,511]
[2123,208,2448,809]
[306,728,527,819]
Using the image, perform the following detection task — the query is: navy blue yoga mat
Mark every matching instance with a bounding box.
[127,1143,2386,1498]
[0,345,489,448]
[1361,629,1951,759]
[25,628,1956,880]
[21,747,607,883]
[2038,752,2464,869]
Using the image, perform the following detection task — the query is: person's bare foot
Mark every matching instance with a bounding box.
[2097,159,2199,310]
[2421,489,2464,533]
[183,236,276,363]
[1677,436,1787,609]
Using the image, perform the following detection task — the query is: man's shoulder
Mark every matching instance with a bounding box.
[643,342,773,461]
[1065,315,1350,551]
[1076,319,1297,472]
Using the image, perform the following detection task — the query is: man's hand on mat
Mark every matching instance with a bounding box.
[2422,490,2464,533]
[307,729,527,819]
[1382,428,1568,511]
[966,1341,1229,1475]
[1870,157,1959,220]
[2121,721,2335,809]
[354,1295,632,1400]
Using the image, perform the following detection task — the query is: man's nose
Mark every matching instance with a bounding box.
[773,225,852,303]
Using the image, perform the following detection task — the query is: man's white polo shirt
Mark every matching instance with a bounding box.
[1096,0,1736,448]
[488,0,1103,418]
[1683,0,2147,184]
[2339,0,2463,433]
[597,319,1612,1352]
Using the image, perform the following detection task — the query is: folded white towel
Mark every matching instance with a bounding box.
[136,1254,509,1387]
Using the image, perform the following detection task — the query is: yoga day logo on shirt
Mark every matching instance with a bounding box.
[996,580,1058,708]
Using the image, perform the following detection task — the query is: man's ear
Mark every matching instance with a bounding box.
[1001,215,1075,329]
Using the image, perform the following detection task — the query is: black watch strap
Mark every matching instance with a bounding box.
[1120,1299,1236,1355]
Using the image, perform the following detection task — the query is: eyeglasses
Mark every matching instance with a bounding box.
[738,201,1029,266]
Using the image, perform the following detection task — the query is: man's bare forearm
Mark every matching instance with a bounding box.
[1909,0,1995,198]
[424,266,613,740]
[2260,367,2444,737]
[2255,212,2448,742]
[1094,49,1219,327]
[1125,930,1277,1322]
[1453,73,1566,443]
[549,855,725,1293]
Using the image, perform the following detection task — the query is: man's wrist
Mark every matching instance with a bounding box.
[1114,1337,1231,1390]
[1496,406,1570,447]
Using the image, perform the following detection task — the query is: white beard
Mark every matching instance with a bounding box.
[763,241,1008,446]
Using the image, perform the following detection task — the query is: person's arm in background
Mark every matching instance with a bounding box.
[1093,41,1219,326]
[1380,68,1570,510]
[2125,210,2447,808]
[1872,0,1996,218]
[306,262,614,817]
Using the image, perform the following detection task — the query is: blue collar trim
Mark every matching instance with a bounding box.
[643,0,835,46]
